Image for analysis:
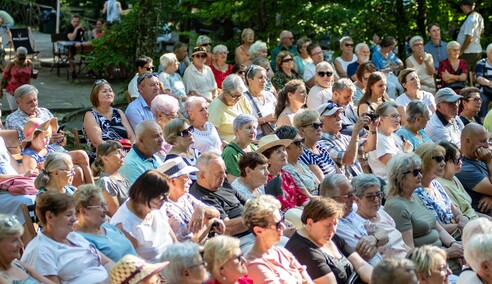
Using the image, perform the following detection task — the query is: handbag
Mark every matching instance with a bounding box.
[245,91,275,135]
[117,138,132,150]
[0,176,38,195]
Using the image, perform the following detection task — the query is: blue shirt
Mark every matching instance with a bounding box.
[270,44,299,72]
[371,50,402,71]
[125,95,154,130]
[77,222,136,262]
[395,127,432,150]
[424,40,448,69]
[119,145,163,184]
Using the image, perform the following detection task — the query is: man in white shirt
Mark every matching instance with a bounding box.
[127,56,154,100]
[457,0,484,71]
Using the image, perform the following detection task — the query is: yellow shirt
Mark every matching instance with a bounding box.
[208,96,252,143]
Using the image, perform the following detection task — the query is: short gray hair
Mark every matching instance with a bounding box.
[248,40,267,59]
[196,35,211,46]
[233,114,257,131]
[14,84,38,100]
[159,53,177,67]
[160,242,202,283]
[386,153,422,197]
[462,217,492,246]
[375,101,398,117]
[447,41,460,51]
[332,78,356,94]
[351,174,381,197]
[213,44,228,54]
[0,214,23,240]
[196,151,222,171]
[16,46,28,56]
[465,232,492,272]
[406,100,428,123]
[135,120,160,139]
[409,36,424,47]
[354,43,369,54]
[320,174,349,197]
[487,43,492,54]
[315,61,333,72]
[222,74,246,94]
[184,96,207,120]
[151,95,180,119]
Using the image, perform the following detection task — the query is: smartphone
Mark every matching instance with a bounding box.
[57,124,66,133]
[400,135,406,143]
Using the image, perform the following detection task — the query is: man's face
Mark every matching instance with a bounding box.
[428,25,441,41]
[174,46,188,61]
[437,100,459,121]
[333,88,353,107]
[281,32,294,47]
[140,124,164,154]
[332,180,355,217]
[71,17,81,28]
[203,159,226,191]
[17,92,38,115]
[357,45,370,63]
[470,129,490,156]
[310,47,324,65]
[138,75,160,100]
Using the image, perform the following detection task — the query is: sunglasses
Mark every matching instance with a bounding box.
[282,58,294,63]
[467,97,482,103]
[345,43,354,47]
[320,102,339,116]
[194,53,207,59]
[302,122,323,129]
[226,92,242,100]
[404,168,422,177]
[233,254,244,263]
[317,71,333,77]
[264,216,285,231]
[177,126,194,137]
[18,57,27,61]
[363,192,384,201]
[93,79,108,86]
[450,155,464,165]
[292,138,305,147]
[146,66,154,71]
[200,43,211,47]
[137,72,159,85]
[432,156,445,163]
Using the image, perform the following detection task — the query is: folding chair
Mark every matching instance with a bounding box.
[8,27,40,60]
[67,44,95,81]
[20,204,38,246]
[50,33,69,76]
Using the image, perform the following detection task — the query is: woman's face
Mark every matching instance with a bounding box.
[316,66,334,88]
[172,173,192,197]
[97,83,114,105]
[185,254,209,284]
[166,59,179,74]
[401,167,423,193]
[192,53,207,68]
[421,254,450,284]
[361,71,372,88]
[286,136,304,160]
[342,40,354,54]
[47,206,77,236]
[0,232,24,263]
[280,55,294,72]
[83,197,108,227]
[427,154,446,178]
[248,70,267,91]
[301,120,323,141]
[235,122,257,145]
[416,110,431,130]
[214,50,228,64]
[380,107,400,132]
[449,45,461,59]
[289,85,307,106]
[175,123,194,148]
[246,163,269,186]
[258,49,268,58]
[403,72,421,92]
[444,151,463,175]
[258,210,286,246]
[223,90,243,107]
[306,215,339,246]
[148,194,167,211]
[356,186,383,219]
[370,79,387,98]
[30,131,50,151]
[102,149,125,171]
[299,41,311,57]
[220,247,248,282]
[463,92,482,115]
[267,146,288,169]
[190,101,209,127]
[55,160,75,186]
[243,31,254,44]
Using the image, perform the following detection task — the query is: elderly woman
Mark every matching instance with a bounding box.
[203,235,253,284]
[383,153,463,274]
[459,87,482,125]
[368,102,413,181]
[151,94,180,157]
[285,197,373,283]
[21,117,57,172]
[34,152,77,195]
[232,152,269,199]
[235,28,255,65]
[306,61,334,110]
[272,51,303,91]
[352,174,411,259]
[163,118,200,182]
[371,258,418,284]
[184,96,222,154]
[196,35,213,66]
[0,214,54,283]
[83,79,135,154]
[414,142,470,238]
[396,68,436,123]
[295,109,337,182]
[275,125,320,198]
[244,64,277,137]
[246,41,270,76]
[252,57,277,94]
[460,218,492,283]
[110,255,168,284]
[407,246,451,284]
[110,170,176,263]
[73,184,136,262]
[21,192,112,283]
[353,62,377,105]
[476,43,492,118]
[396,100,433,149]
[160,242,208,284]
[438,41,468,94]
[222,114,258,183]
[405,36,436,94]
[293,37,313,77]
[275,79,307,127]
[158,53,186,100]
[243,195,313,283]
[209,74,252,142]
[334,36,357,78]
[357,71,388,116]
[1,47,34,111]
[159,156,224,243]
[183,46,218,103]
[211,45,233,89]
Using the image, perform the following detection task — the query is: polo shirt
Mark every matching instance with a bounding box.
[424,110,464,147]
[118,145,163,184]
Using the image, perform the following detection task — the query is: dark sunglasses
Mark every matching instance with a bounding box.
[137,72,159,85]
[194,53,207,59]
[345,43,354,47]
[93,79,108,86]
[317,71,333,77]
[18,57,27,61]
[432,156,445,163]
[450,155,464,165]
[282,58,294,63]
[264,216,285,231]
[177,126,194,137]
[146,66,154,71]
[237,70,245,75]
[292,138,305,147]
[363,191,384,201]
[404,168,422,177]
[302,122,323,129]
[320,102,339,116]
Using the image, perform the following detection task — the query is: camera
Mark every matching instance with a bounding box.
[208,221,219,238]
[365,113,379,121]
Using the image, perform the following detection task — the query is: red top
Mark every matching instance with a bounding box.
[211,64,233,89]
[268,169,309,212]
[206,275,254,284]
[4,63,32,94]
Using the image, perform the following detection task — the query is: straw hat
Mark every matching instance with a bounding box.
[256,134,292,155]
[192,46,207,57]
[158,156,199,178]
[110,254,169,284]
[21,117,58,149]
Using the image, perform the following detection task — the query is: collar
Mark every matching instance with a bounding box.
[136,95,151,109]
[321,131,340,139]
[436,110,452,126]
[132,144,155,161]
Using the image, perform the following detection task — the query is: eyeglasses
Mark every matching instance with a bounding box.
[434,265,450,274]
[226,92,242,100]
[317,71,333,77]
[177,126,194,137]
[264,216,285,231]
[282,58,294,63]
[450,155,464,165]
[344,43,354,47]
[432,155,445,163]
[292,138,305,147]
[451,48,461,52]
[320,102,339,116]
[86,202,108,210]
[232,254,245,263]
[467,97,482,103]
[164,112,179,119]
[383,113,400,120]
[146,66,154,71]
[137,72,159,85]
[363,191,384,201]
[60,168,76,176]
[301,122,323,129]
[194,53,207,59]
[334,191,356,201]
[188,261,207,269]
[285,37,294,41]
[404,168,422,177]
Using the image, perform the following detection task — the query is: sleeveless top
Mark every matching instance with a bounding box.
[83,108,128,149]
[5,64,32,94]
[407,55,435,89]
[106,0,121,23]
[0,260,40,284]
[21,145,55,164]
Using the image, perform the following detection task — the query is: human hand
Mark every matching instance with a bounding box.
[24,169,39,177]
[51,132,65,145]
[189,206,206,233]
[402,140,414,153]
[355,235,378,259]
[355,114,370,133]
[476,147,492,163]
[210,218,225,235]
[441,70,452,82]
[264,113,276,124]
[446,242,463,258]
[478,196,492,213]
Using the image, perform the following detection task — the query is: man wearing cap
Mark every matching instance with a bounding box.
[127,56,154,100]
[318,101,377,179]
[119,120,164,184]
[329,78,364,137]
[424,87,465,146]
[457,0,484,72]
[159,156,224,244]
[456,123,492,215]
[125,71,161,131]
[424,23,448,70]
[270,30,298,73]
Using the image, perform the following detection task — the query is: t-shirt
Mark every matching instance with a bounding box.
[96,174,130,206]
[192,122,222,155]
[395,92,435,114]
[158,71,186,98]
[395,127,432,150]
[307,85,332,110]
[368,132,403,180]
[208,96,252,143]
[457,11,484,54]
[183,64,217,100]
[299,145,337,176]
[455,157,490,214]
[222,142,257,177]
[210,64,233,89]
[436,176,478,220]
[0,136,18,175]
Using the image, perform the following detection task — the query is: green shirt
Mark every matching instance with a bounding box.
[222,142,257,177]
[0,11,14,25]
[437,176,478,220]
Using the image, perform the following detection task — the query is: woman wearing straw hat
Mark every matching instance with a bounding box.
[183,46,218,103]
[21,117,58,172]
[111,254,168,284]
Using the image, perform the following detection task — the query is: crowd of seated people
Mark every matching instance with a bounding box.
[4,13,492,282]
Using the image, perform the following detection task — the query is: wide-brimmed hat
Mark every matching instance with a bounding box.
[21,117,57,149]
[110,254,169,284]
[317,102,343,116]
[158,156,199,178]
[435,87,462,104]
[256,134,292,155]
[192,46,207,57]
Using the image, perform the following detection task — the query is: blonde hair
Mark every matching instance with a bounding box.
[406,245,447,278]
[91,140,123,177]
[203,236,241,280]
[73,184,104,212]
[34,152,72,189]
[0,214,23,240]
[293,109,319,130]
[242,195,281,233]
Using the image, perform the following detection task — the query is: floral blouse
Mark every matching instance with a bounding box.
[414,179,455,224]
[267,169,308,211]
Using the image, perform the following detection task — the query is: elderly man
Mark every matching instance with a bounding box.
[424,88,465,146]
[320,174,387,266]
[457,0,484,72]
[173,42,190,77]
[127,56,154,100]
[456,123,492,215]
[328,79,364,137]
[126,72,161,130]
[119,120,164,183]
[406,36,436,93]
[270,30,298,72]
[424,23,448,70]
[347,43,370,81]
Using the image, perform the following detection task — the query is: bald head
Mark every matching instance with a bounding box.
[279,30,294,47]
[461,123,489,158]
